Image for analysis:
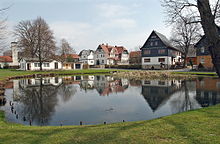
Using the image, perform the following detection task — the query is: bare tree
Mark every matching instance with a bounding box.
[0,7,9,52]
[170,17,201,67]
[162,0,220,77]
[57,38,76,69]
[15,17,56,71]
[59,38,75,56]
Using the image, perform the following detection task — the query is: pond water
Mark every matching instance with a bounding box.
[0,75,220,126]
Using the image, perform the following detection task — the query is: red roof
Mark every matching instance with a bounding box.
[129,51,141,58]
[65,54,80,59]
[115,46,126,54]
[0,56,13,62]
[99,44,128,55]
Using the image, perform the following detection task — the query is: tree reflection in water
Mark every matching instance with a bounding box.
[18,77,77,125]
[2,76,220,126]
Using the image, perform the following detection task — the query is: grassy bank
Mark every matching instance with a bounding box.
[173,71,218,77]
[113,71,196,80]
[0,105,220,144]
[0,69,125,81]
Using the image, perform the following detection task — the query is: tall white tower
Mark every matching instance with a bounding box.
[11,42,19,66]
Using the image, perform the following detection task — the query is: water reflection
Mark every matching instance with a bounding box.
[1,76,220,126]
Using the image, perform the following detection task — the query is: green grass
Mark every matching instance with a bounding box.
[0,69,126,80]
[173,71,218,76]
[0,105,220,144]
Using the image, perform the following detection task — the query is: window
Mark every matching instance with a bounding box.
[144,58,151,63]
[151,36,156,38]
[102,60,104,63]
[144,81,151,85]
[158,58,165,62]
[43,63,50,67]
[150,42,154,46]
[158,49,166,54]
[155,41,158,46]
[158,81,165,85]
[144,50,151,55]
[34,63,40,67]
[200,58,205,64]
[201,47,205,53]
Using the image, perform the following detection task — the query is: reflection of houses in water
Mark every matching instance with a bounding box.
[95,76,129,96]
[80,75,95,90]
[129,79,142,87]
[13,77,63,101]
[141,79,182,112]
[62,76,82,85]
[196,78,220,107]
[80,75,129,96]
[11,77,64,125]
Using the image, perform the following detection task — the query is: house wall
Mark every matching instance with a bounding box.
[20,60,62,71]
[197,55,214,69]
[119,52,129,65]
[95,48,107,65]
[80,51,95,66]
[186,57,197,65]
[87,52,95,65]
[142,56,172,69]
[0,62,12,68]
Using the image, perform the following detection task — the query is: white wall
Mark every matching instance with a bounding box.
[95,49,108,65]
[11,42,19,66]
[20,60,62,71]
[142,56,172,65]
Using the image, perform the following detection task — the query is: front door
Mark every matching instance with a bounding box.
[75,64,81,69]
[54,62,58,69]
[27,63,30,70]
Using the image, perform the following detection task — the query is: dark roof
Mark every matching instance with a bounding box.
[141,30,180,51]
[153,30,179,51]
[79,50,94,56]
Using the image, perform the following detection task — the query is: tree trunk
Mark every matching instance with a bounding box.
[197,0,220,77]
[183,53,187,68]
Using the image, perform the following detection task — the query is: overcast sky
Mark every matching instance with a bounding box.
[0,0,171,53]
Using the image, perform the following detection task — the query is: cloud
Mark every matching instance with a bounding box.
[50,21,93,51]
[96,3,136,19]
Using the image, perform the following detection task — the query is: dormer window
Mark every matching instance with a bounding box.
[201,47,205,53]
[144,50,151,55]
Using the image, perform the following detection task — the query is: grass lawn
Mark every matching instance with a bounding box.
[0,69,126,81]
[173,71,218,77]
[0,105,220,144]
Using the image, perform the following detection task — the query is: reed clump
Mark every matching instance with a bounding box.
[113,71,194,80]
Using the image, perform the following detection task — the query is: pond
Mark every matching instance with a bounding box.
[0,75,220,126]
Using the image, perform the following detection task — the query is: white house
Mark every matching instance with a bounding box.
[141,30,182,69]
[94,44,129,65]
[79,50,95,66]
[19,58,62,71]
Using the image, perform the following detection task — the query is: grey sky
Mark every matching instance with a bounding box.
[1,0,171,53]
